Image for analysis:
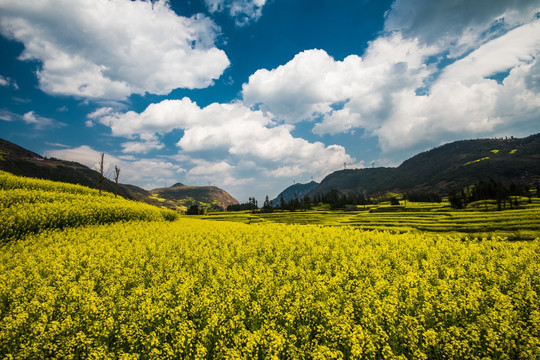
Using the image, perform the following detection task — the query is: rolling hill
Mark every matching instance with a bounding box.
[151,183,239,211]
[0,138,238,211]
[309,133,540,197]
[0,138,153,201]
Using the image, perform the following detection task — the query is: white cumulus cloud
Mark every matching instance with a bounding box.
[204,0,267,26]
[241,6,540,162]
[243,35,437,131]
[0,0,230,99]
[439,20,540,83]
[93,98,357,189]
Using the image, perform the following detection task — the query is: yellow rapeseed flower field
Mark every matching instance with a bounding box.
[0,171,539,359]
[0,171,178,241]
[1,220,539,359]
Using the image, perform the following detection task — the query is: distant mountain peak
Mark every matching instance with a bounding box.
[151,184,238,210]
[272,181,320,206]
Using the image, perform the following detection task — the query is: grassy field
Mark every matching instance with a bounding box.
[1,171,540,358]
[200,199,540,240]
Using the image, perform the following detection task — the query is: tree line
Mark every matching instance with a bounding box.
[223,178,539,213]
[226,190,395,212]
[448,179,537,210]
[226,197,259,211]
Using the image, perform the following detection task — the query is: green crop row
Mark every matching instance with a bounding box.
[202,203,540,240]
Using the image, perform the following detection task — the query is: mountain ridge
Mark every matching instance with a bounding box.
[272,181,320,206]
[309,133,540,197]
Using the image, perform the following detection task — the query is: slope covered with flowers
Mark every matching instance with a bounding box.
[1,216,539,359]
[0,171,178,241]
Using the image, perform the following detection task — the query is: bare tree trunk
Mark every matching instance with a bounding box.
[114,165,120,198]
[99,153,104,195]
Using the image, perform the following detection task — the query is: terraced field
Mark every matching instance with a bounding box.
[202,200,540,240]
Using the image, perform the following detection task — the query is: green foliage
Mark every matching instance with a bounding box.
[186,204,204,215]
[449,179,532,210]
[310,189,373,209]
[405,190,442,203]
[227,197,258,211]
[448,189,466,209]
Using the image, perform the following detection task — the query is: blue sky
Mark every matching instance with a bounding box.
[1,0,540,202]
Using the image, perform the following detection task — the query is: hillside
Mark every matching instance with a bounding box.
[151,183,238,211]
[0,171,178,241]
[0,138,154,200]
[310,133,540,197]
[0,138,238,211]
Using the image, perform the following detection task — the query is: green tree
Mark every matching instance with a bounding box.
[186,204,202,215]
[303,195,312,210]
[280,194,286,210]
[448,190,464,209]
[262,195,273,212]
